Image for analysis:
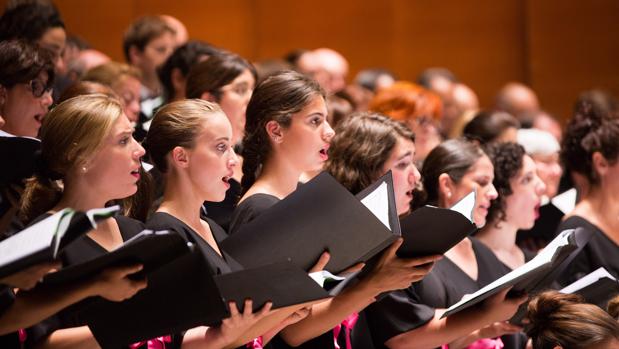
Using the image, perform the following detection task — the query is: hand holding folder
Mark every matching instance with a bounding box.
[81,250,333,348]
[441,228,593,322]
[0,206,119,280]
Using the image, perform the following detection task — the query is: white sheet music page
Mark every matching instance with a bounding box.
[359,182,391,230]
[449,190,476,223]
[444,229,573,314]
[0,209,71,267]
[560,267,616,294]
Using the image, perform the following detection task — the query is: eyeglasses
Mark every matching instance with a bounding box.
[28,79,53,98]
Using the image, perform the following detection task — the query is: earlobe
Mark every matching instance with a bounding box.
[200,91,216,103]
[128,46,142,66]
[171,68,185,91]
[438,173,455,204]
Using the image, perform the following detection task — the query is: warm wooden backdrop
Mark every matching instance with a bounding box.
[3,0,618,122]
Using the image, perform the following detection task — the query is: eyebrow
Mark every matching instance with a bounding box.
[213,136,230,142]
[305,112,326,118]
[397,151,413,161]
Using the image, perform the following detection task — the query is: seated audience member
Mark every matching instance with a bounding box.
[463,110,520,144]
[525,291,619,349]
[157,40,219,105]
[231,71,439,349]
[123,15,176,117]
[476,142,545,270]
[369,81,443,165]
[557,101,619,285]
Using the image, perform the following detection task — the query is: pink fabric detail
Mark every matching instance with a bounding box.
[333,312,359,349]
[246,336,264,348]
[441,337,505,349]
[129,335,172,349]
[18,328,27,344]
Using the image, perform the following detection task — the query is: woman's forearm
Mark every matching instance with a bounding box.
[280,279,377,346]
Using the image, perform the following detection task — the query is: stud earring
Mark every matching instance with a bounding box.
[82,166,87,173]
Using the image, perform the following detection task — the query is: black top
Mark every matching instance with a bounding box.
[230,193,351,349]
[364,238,525,349]
[0,286,18,349]
[203,178,242,232]
[229,193,280,235]
[146,212,243,274]
[26,214,185,349]
[557,216,619,285]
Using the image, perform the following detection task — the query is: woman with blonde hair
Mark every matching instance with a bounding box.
[19,94,152,348]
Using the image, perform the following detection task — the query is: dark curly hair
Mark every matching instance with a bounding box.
[484,142,526,226]
[561,101,619,185]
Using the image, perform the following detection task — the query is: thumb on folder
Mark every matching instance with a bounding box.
[480,287,527,323]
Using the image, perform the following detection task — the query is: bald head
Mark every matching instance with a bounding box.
[496,82,540,120]
[160,14,188,46]
[441,83,479,136]
[298,48,349,94]
[66,49,110,81]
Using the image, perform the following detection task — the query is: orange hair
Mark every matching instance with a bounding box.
[369,81,442,122]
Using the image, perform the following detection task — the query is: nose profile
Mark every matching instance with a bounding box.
[323,121,335,142]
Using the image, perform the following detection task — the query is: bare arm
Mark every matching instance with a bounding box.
[280,239,441,346]
[0,264,146,335]
[385,289,526,349]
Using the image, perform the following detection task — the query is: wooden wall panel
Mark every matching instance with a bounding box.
[1,0,618,122]
[252,0,396,76]
[527,0,619,120]
[392,0,527,110]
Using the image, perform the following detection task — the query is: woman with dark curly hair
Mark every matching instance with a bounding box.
[557,101,619,285]
[525,291,619,349]
[476,142,545,271]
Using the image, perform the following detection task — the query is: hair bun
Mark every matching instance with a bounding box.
[526,292,583,337]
